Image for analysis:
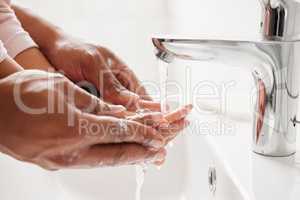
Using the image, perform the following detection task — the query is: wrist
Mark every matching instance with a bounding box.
[38,26,65,56]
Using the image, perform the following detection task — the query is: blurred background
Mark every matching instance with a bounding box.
[15,0,260,83]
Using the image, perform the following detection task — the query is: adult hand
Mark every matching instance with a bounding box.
[9,5,194,168]
[12,5,161,110]
[0,70,167,170]
[44,36,158,111]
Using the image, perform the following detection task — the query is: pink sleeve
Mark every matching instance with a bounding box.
[0,39,8,63]
[0,0,37,58]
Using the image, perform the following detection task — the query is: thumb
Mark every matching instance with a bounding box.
[98,67,140,110]
[83,53,140,110]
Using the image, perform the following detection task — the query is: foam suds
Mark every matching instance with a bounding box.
[168,141,174,148]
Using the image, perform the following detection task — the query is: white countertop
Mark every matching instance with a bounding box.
[170,53,300,200]
[195,111,300,200]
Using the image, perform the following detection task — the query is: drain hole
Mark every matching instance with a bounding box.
[208,166,217,195]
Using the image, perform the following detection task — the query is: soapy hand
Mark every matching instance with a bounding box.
[6,5,194,169]
[118,104,194,165]
[0,70,170,170]
[81,104,193,167]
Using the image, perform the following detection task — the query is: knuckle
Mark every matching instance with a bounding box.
[104,81,124,97]
[83,45,102,65]
[97,102,111,113]
[118,68,133,79]
[124,67,134,75]
[97,45,109,53]
[97,45,116,61]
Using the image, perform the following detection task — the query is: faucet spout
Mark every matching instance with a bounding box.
[153,37,300,156]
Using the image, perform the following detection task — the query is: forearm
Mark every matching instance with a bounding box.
[14,47,54,71]
[11,4,65,56]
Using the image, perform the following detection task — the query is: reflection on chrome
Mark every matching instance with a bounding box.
[153,0,300,157]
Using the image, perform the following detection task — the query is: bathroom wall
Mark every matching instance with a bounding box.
[164,0,262,117]
[15,0,168,86]
[166,0,261,38]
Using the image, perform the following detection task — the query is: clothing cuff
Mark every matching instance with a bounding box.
[4,31,38,58]
[0,41,8,63]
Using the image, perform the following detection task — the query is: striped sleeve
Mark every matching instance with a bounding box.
[0,0,37,58]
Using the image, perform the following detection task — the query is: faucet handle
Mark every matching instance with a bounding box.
[261,1,286,39]
[260,0,300,40]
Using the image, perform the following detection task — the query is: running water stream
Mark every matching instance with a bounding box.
[135,164,148,200]
[135,59,169,200]
[159,59,169,114]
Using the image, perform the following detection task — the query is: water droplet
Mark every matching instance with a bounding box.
[159,59,169,114]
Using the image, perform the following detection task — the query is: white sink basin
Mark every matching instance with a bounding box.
[0,154,60,200]
[0,114,245,200]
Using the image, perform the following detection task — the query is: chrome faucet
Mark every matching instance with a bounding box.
[153,0,300,157]
[260,0,300,40]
